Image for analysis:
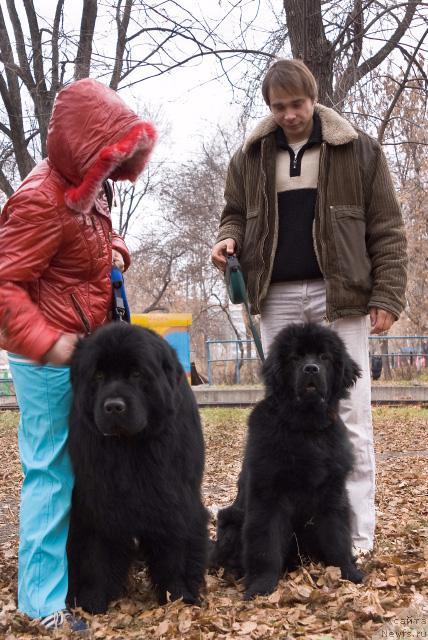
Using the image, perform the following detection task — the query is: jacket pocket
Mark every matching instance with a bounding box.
[246,208,259,220]
[70,293,91,334]
[242,208,261,264]
[330,205,372,290]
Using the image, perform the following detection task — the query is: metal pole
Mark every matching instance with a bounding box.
[205,340,212,385]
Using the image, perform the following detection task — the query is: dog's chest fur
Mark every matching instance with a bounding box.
[248,406,353,492]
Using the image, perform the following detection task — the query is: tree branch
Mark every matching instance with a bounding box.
[50,0,65,96]
[0,165,14,198]
[5,0,34,90]
[334,1,419,105]
[22,0,46,92]
[378,27,428,143]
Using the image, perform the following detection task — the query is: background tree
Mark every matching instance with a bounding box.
[112,103,169,240]
[124,123,258,376]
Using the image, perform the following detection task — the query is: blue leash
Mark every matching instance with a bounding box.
[111,265,130,322]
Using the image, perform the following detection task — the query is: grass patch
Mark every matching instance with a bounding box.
[200,407,250,427]
[372,405,428,420]
[0,411,19,435]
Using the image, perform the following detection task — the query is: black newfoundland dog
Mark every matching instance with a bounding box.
[66,323,208,614]
[211,322,364,599]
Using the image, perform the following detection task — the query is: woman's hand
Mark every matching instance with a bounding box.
[112,249,125,272]
[44,334,80,365]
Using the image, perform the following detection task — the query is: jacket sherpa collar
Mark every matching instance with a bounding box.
[242,103,358,153]
[47,78,157,214]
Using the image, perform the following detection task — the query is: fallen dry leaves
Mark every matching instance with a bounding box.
[0,405,427,639]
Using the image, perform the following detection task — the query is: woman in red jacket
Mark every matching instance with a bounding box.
[0,78,156,633]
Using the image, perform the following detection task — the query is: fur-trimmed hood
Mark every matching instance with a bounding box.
[242,104,357,153]
[47,78,157,213]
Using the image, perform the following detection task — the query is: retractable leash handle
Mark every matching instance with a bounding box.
[224,255,265,362]
[225,254,246,304]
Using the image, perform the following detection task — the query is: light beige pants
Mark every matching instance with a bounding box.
[260,279,375,551]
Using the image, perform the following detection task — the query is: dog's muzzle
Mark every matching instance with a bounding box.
[297,361,327,402]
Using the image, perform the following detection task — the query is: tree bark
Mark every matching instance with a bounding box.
[283,0,335,105]
[0,7,36,180]
[74,0,98,81]
[110,0,133,91]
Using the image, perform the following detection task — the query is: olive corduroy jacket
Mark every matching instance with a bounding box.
[216,104,407,320]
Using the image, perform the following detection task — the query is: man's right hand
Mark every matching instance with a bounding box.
[44,333,80,365]
[211,238,236,272]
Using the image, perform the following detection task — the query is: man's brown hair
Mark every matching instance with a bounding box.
[262,59,318,105]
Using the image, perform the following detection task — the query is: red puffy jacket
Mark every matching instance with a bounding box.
[0,79,156,361]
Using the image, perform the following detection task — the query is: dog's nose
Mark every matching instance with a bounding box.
[103,397,127,414]
[303,363,320,375]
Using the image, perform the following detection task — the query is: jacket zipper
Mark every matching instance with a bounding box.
[70,293,91,334]
[314,142,329,321]
[292,152,298,170]
[313,142,326,275]
[256,139,274,308]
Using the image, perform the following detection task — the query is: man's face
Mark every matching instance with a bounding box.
[268,86,315,143]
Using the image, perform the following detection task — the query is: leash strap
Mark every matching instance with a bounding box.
[104,180,131,323]
[225,255,265,362]
[111,265,130,322]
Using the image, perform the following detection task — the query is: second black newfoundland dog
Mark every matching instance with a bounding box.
[66,323,208,613]
[211,322,364,599]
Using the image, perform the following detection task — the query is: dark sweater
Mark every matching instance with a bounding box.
[270,114,323,283]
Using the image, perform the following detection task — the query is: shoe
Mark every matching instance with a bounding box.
[39,608,89,635]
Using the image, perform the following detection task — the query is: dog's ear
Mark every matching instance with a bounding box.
[69,336,88,386]
[161,346,183,396]
[262,350,283,395]
[149,341,183,419]
[342,352,361,389]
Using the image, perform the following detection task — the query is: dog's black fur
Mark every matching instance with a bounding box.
[211,323,364,599]
[66,323,208,614]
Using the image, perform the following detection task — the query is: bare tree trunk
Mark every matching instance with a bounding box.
[0,5,36,179]
[74,0,98,81]
[283,0,334,105]
[283,0,420,108]
[110,0,133,90]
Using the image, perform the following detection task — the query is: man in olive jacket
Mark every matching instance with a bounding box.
[211,59,407,556]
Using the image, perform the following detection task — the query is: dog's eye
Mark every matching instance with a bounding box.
[130,370,141,379]
[320,353,330,361]
[94,371,104,381]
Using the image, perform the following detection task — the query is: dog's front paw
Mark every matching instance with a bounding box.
[182,592,201,606]
[157,585,201,606]
[75,587,109,614]
[244,575,278,600]
[341,564,364,583]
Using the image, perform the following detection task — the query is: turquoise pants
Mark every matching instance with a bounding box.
[8,355,74,618]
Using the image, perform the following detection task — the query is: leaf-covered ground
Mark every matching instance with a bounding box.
[0,406,427,639]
